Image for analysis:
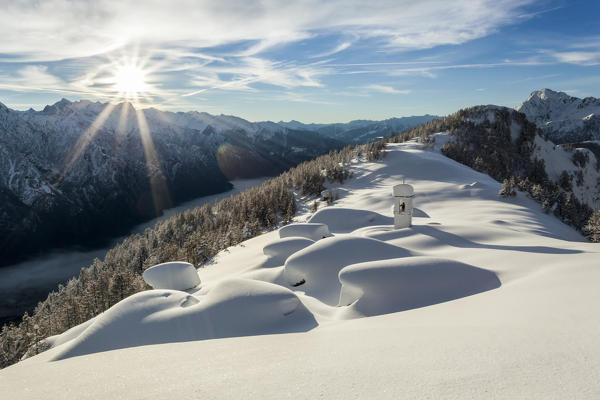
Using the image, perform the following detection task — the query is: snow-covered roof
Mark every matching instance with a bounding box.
[393,183,414,197]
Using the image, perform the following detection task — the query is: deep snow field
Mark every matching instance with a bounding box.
[2,140,600,399]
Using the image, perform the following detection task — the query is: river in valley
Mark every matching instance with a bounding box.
[0,178,267,326]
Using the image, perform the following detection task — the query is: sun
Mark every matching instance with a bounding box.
[113,64,148,100]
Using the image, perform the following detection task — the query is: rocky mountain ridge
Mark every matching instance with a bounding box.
[516,88,600,144]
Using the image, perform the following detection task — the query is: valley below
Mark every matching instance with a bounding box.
[0,178,266,326]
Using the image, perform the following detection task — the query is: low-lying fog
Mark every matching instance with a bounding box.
[0,178,266,326]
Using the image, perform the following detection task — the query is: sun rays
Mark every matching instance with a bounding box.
[59,102,117,184]
[134,108,172,215]
[57,52,171,217]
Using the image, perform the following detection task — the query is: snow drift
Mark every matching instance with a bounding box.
[309,207,393,233]
[338,257,500,316]
[278,223,331,241]
[283,235,413,305]
[51,279,316,360]
[263,237,315,262]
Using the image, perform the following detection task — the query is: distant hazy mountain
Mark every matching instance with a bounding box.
[0,99,342,266]
[516,88,600,144]
[277,115,440,144]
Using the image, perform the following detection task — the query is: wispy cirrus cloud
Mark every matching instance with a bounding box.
[0,65,92,97]
[362,85,411,95]
[0,0,537,62]
[310,42,353,59]
[183,57,328,97]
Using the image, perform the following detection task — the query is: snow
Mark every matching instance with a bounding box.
[338,257,500,316]
[278,222,331,241]
[308,207,392,233]
[142,262,200,290]
[283,235,413,305]
[533,135,600,207]
[2,140,600,399]
[262,237,314,261]
[516,88,600,142]
[49,279,316,360]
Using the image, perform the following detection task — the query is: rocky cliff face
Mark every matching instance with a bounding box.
[516,88,600,144]
[0,99,342,266]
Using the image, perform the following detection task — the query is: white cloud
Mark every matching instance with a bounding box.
[310,42,353,58]
[0,65,83,96]
[183,57,328,96]
[0,0,535,62]
[17,66,63,87]
[551,51,600,66]
[363,85,411,94]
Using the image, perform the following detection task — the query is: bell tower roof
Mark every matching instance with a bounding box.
[393,183,414,197]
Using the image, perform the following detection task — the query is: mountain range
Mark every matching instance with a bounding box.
[277,115,439,143]
[0,100,340,266]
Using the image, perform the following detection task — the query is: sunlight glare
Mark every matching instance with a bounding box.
[114,65,148,99]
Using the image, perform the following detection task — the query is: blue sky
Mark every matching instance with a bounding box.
[0,0,599,123]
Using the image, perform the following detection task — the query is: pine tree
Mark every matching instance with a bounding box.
[311,200,319,213]
[583,210,600,243]
[499,176,516,197]
[558,170,572,191]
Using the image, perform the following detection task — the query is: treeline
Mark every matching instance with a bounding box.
[0,141,384,369]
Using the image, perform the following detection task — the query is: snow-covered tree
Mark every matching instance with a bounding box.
[499,177,517,197]
[583,210,600,243]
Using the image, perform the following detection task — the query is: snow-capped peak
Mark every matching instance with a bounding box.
[516,88,600,143]
[528,88,571,102]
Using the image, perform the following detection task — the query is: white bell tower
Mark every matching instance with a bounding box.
[393,183,414,229]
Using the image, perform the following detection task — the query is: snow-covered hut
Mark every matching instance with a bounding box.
[393,183,414,229]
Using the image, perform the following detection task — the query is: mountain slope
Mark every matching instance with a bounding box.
[516,88,600,144]
[0,99,342,266]
[2,141,599,399]
[397,105,599,221]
